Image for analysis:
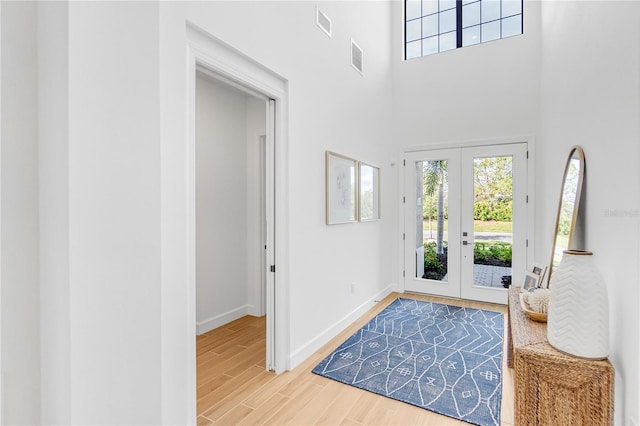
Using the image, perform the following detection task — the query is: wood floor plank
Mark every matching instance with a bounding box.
[196,316,263,356]
[210,325,265,356]
[313,382,363,425]
[235,393,290,426]
[201,366,275,420]
[197,339,265,390]
[286,379,345,425]
[363,397,399,425]
[343,388,383,424]
[262,382,324,425]
[241,365,312,410]
[196,293,514,425]
[225,341,266,377]
[196,373,234,405]
[214,403,255,426]
[196,329,235,356]
[196,415,213,426]
[196,349,220,368]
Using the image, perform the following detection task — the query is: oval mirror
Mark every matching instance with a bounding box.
[547,146,586,285]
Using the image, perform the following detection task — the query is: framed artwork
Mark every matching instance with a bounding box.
[326,151,358,224]
[359,162,380,221]
[531,263,548,287]
[521,271,540,292]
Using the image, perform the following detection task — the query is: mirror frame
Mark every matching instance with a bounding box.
[547,146,586,286]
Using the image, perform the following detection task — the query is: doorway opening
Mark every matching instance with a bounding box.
[194,69,272,329]
[194,67,276,415]
[183,24,290,421]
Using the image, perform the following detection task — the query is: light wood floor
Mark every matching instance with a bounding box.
[197,292,514,425]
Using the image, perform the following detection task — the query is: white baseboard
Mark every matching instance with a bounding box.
[389,281,402,293]
[247,304,262,317]
[196,305,251,335]
[288,284,395,369]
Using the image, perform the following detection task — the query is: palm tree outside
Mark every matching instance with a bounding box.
[423,160,447,255]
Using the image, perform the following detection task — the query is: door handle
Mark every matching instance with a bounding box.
[463,241,468,246]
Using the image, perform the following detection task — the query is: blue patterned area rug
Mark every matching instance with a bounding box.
[312,298,504,426]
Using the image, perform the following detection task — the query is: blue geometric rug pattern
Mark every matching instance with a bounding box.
[312,298,504,426]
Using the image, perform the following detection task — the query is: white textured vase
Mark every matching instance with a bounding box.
[547,250,609,359]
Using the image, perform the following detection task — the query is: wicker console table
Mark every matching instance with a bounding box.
[507,286,614,425]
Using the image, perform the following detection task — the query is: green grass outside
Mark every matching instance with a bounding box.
[474,220,512,233]
[423,220,512,234]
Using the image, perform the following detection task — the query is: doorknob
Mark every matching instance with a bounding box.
[463,241,468,245]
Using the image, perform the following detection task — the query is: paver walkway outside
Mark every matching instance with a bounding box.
[441,264,511,288]
[474,264,511,288]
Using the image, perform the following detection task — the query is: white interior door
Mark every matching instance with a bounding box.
[404,143,528,304]
[265,99,276,371]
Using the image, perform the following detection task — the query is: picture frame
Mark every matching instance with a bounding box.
[326,151,358,224]
[358,162,380,221]
[521,271,540,292]
[531,263,548,287]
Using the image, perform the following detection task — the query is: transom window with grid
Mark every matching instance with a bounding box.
[405,0,523,59]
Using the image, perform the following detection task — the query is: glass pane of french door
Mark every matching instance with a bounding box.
[471,155,513,288]
[419,159,449,282]
[404,150,461,298]
[461,144,527,304]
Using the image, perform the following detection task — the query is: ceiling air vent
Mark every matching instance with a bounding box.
[316,7,332,38]
[351,39,363,75]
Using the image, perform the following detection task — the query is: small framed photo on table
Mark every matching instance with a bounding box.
[531,263,547,284]
[522,271,540,292]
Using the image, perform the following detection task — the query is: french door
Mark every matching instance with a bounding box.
[404,143,528,304]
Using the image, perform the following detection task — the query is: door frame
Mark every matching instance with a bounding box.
[400,137,535,302]
[183,23,291,416]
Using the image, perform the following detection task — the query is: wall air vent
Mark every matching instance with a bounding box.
[316,7,332,38]
[351,39,363,75]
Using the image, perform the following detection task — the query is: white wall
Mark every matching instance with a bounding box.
[38,1,70,423]
[196,75,267,334]
[539,2,640,424]
[68,2,162,421]
[0,2,41,424]
[45,2,161,423]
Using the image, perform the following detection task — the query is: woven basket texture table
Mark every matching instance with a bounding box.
[507,287,614,425]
